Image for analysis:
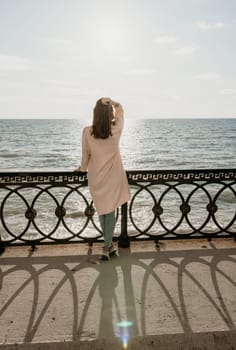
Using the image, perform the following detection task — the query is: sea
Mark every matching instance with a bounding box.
[0,118,236,171]
[0,118,236,240]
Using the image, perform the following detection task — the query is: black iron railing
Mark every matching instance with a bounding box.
[0,169,235,251]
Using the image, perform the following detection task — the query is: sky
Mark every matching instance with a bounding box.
[0,0,236,119]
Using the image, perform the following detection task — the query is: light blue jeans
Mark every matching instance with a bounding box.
[99,211,116,248]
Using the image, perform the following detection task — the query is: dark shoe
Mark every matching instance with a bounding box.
[99,247,110,261]
[109,244,117,257]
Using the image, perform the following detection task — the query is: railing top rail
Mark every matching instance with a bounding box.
[0,168,235,185]
[0,172,88,185]
[127,169,236,183]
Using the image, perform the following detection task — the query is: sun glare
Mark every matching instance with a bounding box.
[92,18,125,53]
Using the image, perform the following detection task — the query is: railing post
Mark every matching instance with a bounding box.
[0,238,5,255]
[118,202,130,248]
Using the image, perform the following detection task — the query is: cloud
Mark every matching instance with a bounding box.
[42,37,76,49]
[194,72,221,80]
[155,36,199,56]
[219,89,236,96]
[126,69,155,76]
[175,44,199,55]
[196,21,225,30]
[42,79,88,97]
[163,88,181,101]
[119,55,133,63]
[41,37,82,59]
[154,35,178,45]
[0,54,31,71]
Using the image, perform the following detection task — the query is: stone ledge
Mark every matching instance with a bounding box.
[1,331,236,350]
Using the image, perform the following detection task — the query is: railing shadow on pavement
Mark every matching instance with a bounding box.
[0,244,236,345]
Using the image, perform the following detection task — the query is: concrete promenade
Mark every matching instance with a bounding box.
[0,239,236,349]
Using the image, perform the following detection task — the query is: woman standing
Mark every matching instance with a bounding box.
[76,97,130,260]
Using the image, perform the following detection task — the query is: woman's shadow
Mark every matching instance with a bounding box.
[97,259,118,338]
[97,249,139,341]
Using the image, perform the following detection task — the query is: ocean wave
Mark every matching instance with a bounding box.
[216,191,236,203]
[65,211,85,218]
[0,151,31,158]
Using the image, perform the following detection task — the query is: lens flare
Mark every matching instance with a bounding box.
[122,338,128,349]
[117,321,133,328]
[117,320,134,349]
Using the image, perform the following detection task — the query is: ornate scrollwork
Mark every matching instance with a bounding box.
[152,204,163,216]
[0,169,235,246]
[84,205,95,218]
[180,203,191,215]
[127,169,236,183]
[25,208,37,220]
[0,172,88,185]
[55,206,66,218]
[206,202,218,214]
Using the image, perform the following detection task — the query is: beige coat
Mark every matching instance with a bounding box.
[79,105,130,215]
